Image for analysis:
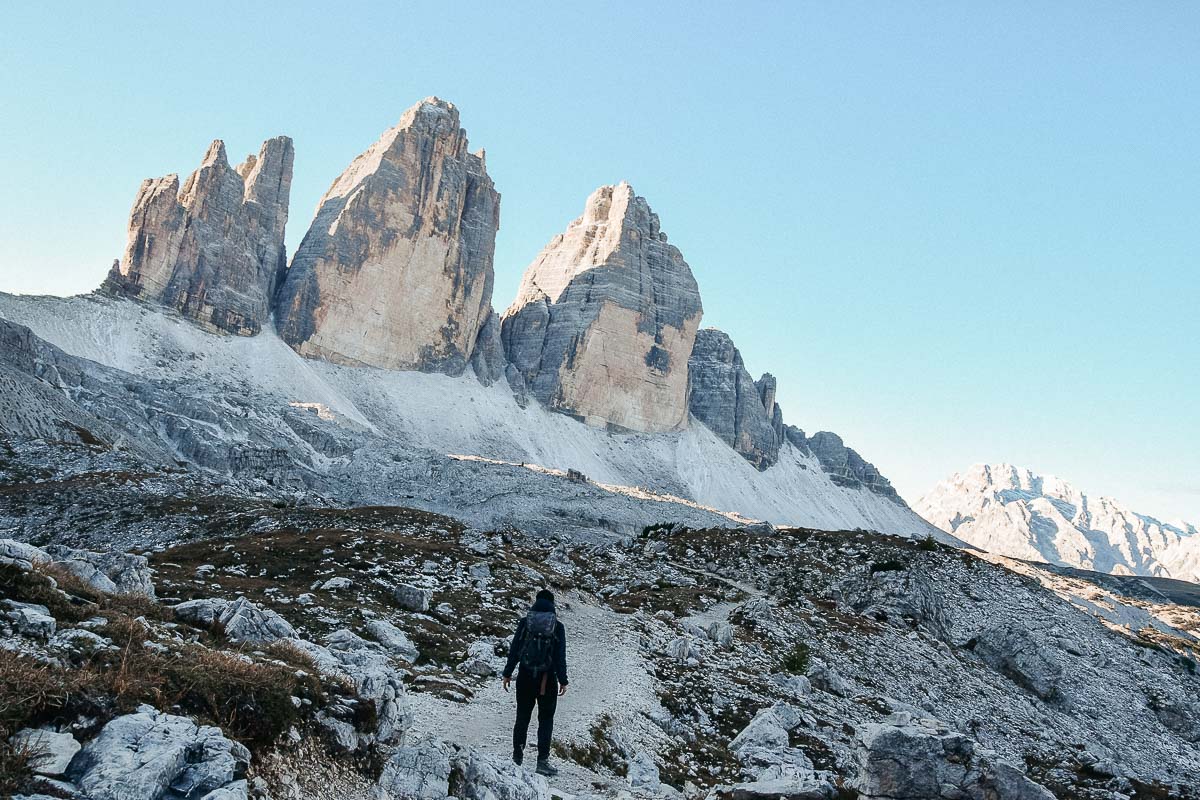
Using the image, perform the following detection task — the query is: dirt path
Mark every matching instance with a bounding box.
[408,594,661,794]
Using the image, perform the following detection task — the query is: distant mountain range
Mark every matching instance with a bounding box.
[917,463,1200,582]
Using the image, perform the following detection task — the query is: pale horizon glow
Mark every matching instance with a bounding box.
[0,2,1196,524]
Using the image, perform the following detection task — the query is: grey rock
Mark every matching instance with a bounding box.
[730,707,790,754]
[174,597,294,644]
[292,631,412,747]
[458,640,498,676]
[0,538,50,570]
[68,705,249,800]
[374,736,453,800]
[216,597,296,644]
[627,750,660,791]
[835,565,953,642]
[716,775,833,800]
[395,583,433,612]
[103,136,293,336]
[470,307,507,386]
[971,624,1063,701]
[851,714,1053,800]
[808,661,851,698]
[732,597,774,628]
[365,619,419,662]
[455,748,551,800]
[501,182,703,434]
[4,600,55,639]
[666,635,693,662]
[687,328,782,470]
[707,620,735,647]
[11,728,81,775]
[44,545,156,598]
[49,627,111,655]
[275,97,499,375]
[804,431,905,505]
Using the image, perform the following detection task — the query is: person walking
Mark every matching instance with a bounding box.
[503,589,568,776]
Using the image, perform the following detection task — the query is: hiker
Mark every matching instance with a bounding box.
[503,588,568,776]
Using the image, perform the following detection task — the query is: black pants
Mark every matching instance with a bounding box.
[513,670,558,762]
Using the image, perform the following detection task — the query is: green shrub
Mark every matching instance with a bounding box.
[869,559,906,574]
[781,642,811,674]
[917,535,938,552]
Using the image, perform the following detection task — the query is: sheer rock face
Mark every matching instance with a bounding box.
[806,430,905,504]
[103,136,294,336]
[500,183,702,433]
[687,328,782,469]
[274,98,500,374]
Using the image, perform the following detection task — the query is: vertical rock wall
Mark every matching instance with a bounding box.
[104,137,294,335]
[273,98,500,374]
[500,183,703,433]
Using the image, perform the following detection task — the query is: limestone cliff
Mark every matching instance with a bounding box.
[687,328,782,469]
[500,183,702,433]
[274,98,500,374]
[103,137,294,335]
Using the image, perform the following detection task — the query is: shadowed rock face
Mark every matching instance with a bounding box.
[806,430,905,504]
[500,183,703,433]
[688,328,783,470]
[274,97,500,374]
[103,136,294,336]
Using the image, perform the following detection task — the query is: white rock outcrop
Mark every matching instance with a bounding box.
[500,182,703,433]
[274,97,500,374]
[103,136,293,336]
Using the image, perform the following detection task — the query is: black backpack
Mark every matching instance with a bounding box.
[519,610,558,675]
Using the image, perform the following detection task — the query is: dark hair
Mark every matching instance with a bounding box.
[536,589,555,604]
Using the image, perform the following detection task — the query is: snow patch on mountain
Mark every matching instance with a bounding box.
[0,292,935,537]
[917,463,1200,582]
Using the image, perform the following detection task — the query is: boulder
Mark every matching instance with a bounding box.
[174,597,294,643]
[44,545,156,598]
[730,706,791,754]
[807,661,851,698]
[292,631,412,747]
[275,97,499,375]
[834,565,953,642]
[715,774,833,800]
[458,640,499,677]
[970,624,1063,701]
[375,736,454,800]
[851,714,1053,800]
[666,635,693,662]
[68,705,250,800]
[394,584,433,612]
[687,329,782,470]
[102,136,293,336]
[10,728,81,776]
[707,620,735,648]
[500,182,703,433]
[4,600,55,639]
[0,539,50,570]
[366,619,420,662]
[454,748,551,800]
[627,750,660,791]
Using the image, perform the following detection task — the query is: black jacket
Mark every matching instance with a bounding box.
[503,598,568,685]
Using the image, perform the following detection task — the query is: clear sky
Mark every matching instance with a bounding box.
[1,2,1197,522]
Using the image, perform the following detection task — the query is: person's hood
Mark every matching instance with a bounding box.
[530,597,555,613]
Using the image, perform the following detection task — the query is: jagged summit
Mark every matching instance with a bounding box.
[274,97,499,374]
[501,182,703,433]
[102,135,294,336]
[917,462,1200,580]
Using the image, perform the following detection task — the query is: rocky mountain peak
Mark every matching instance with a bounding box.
[917,462,1200,581]
[500,182,702,433]
[102,135,294,336]
[273,97,499,374]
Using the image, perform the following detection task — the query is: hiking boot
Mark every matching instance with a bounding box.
[512,749,523,766]
[535,759,558,777]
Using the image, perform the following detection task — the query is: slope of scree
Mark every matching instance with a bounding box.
[3,486,1198,800]
[0,292,936,539]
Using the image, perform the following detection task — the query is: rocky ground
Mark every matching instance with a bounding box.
[3,436,1199,800]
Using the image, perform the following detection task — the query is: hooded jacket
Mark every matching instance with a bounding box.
[503,596,569,685]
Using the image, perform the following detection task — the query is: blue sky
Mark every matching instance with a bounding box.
[1,2,1197,521]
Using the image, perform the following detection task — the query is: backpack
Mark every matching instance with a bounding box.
[518,610,558,675]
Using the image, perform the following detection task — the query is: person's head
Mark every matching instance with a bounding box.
[535,589,555,606]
